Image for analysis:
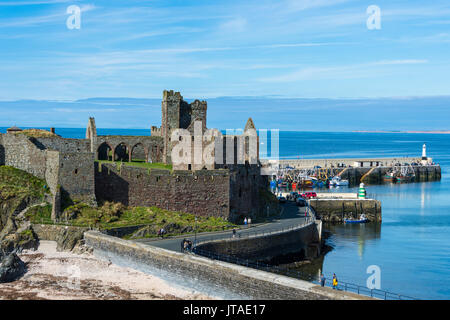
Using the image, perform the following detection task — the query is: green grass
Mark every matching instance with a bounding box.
[24,200,236,237]
[67,202,234,230]
[96,160,172,171]
[0,166,50,200]
[25,204,53,224]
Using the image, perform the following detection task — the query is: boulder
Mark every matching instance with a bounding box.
[55,227,85,252]
[0,252,26,283]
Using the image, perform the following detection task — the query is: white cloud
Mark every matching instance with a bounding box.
[219,17,247,33]
[0,0,72,6]
[259,59,429,82]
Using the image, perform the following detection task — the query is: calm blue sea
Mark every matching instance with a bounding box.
[1,128,449,299]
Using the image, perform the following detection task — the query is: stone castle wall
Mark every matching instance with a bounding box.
[58,152,96,204]
[0,135,5,165]
[2,133,47,179]
[94,163,231,219]
[0,133,97,216]
[32,137,91,153]
[228,164,273,222]
[94,163,276,222]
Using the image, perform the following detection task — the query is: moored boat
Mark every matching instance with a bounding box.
[383,171,397,182]
[329,176,349,186]
[344,214,368,224]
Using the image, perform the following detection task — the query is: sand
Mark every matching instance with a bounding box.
[0,241,214,300]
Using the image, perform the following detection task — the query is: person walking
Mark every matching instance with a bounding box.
[320,274,326,287]
[232,228,236,238]
[244,217,247,226]
[248,217,252,225]
[332,273,338,290]
[181,239,186,252]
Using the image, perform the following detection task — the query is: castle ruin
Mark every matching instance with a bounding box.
[0,90,276,223]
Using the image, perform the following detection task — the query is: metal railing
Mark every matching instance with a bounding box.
[194,207,317,247]
[190,206,417,300]
[191,247,417,300]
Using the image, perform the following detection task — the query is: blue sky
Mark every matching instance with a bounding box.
[0,0,450,129]
[1,0,450,100]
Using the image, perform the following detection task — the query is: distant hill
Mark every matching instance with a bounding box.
[0,96,449,131]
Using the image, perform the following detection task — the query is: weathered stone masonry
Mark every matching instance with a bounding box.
[0,133,96,219]
[95,163,230,218]
[95,162,274,221]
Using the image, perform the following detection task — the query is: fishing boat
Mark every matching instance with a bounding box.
[302,176,315,188]
[344,214,368,224]
[329,176,349,186]
[396,165,415,183]
[383,171,397,182]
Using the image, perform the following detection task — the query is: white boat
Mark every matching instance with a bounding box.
[329,176,349,186]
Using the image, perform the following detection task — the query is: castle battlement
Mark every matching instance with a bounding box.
[163,89,183,101]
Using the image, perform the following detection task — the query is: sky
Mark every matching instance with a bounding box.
[0,0,450,129]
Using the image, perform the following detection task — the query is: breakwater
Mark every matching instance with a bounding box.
[84,231,367,300]
[268,159,441,185]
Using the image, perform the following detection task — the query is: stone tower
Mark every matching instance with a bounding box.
[161,90,208,164]
[161,90,183,164]
[86,117,97,155]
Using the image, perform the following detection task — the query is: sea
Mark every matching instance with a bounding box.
[1,128,449,300]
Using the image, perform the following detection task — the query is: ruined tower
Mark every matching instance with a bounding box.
[86,117,98,155]
[161,90,208,164]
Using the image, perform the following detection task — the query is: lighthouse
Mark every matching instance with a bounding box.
[421,143,432,165]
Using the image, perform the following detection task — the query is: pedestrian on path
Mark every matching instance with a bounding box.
[232,228,236,238]
[248,217,252,225]
[320,274,326,287]
[332,273,338,290]
[244,217,247,226]
[181,239,186,252]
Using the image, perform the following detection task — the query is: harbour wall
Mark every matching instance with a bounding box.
[267,158,441,185]
[309,199,382,223]
[84,231,367,300]
[274,157,422,168]
[195,220,322,262]
[348,166,442,184]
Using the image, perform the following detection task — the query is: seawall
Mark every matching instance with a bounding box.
[195,221,322,262]
[309,199,382,222]
[84,231,368,300]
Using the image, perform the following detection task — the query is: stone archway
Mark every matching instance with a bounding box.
[131,143,147,163]
[97,142,113,161]
[114,143,130,162]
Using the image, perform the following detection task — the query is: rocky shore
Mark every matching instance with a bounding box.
[0,241,213,300]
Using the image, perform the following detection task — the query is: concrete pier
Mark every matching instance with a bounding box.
[309,198,382,223]
[264,158,441,185]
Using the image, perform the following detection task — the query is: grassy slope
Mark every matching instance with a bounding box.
[27,200,235,237]
[1,165,234,238]
[0,166,48,200]
[96,160,172,170]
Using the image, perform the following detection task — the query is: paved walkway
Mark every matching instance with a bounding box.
[136,202,311,252]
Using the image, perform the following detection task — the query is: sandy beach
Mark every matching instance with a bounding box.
[0,241,214,300]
